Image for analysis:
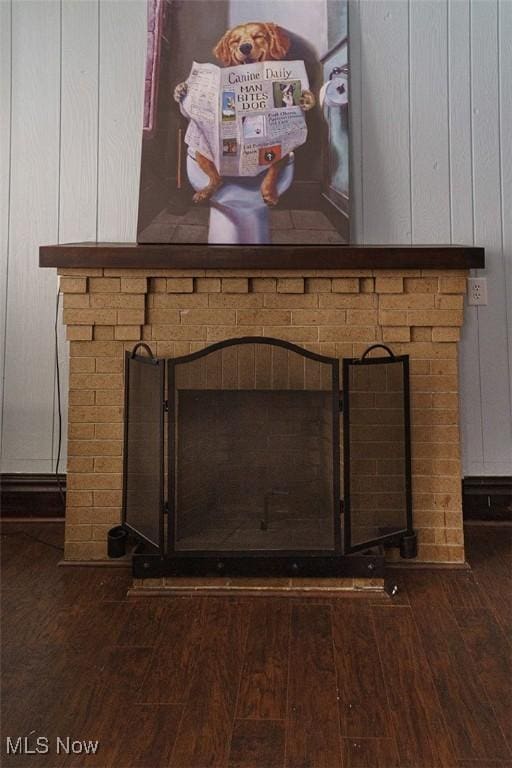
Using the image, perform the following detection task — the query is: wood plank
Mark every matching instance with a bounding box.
[3,0,61,473]
[114,599,169,646]
[371,604,457,767]
[359,0,411,243]
[455,607,512,754]
[236,599,290,720]
[228,720,285,768]
[109,704,183,768]
[405,571,510,762]
[331,602,391,738]
[471,0,512,472]
[97,0,146,241]
[410,0,450,243]
[137,597,205,704]
[285,604,341,768]
[341,737,400,768]
[39,243,485,270]
[169,598,249,768]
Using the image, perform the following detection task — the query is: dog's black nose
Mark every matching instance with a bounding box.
[239,43,252,55]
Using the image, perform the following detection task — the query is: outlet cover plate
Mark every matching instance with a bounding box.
[468,277,488,306]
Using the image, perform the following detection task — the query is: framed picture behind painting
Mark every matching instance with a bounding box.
[137,0,350,246]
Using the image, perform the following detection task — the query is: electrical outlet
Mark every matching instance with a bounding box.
[467,277,488,306]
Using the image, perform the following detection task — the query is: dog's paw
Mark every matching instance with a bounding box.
[261,187,279,207]
[300,89,316,111]
[193,187,214,204]
[173,82,188,103]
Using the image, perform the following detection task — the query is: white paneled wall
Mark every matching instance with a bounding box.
[1,0,511,476]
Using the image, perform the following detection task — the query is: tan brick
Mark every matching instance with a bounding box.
[277,278,304,293]
[90,293,145,309]
[120,277,147,293]
[411,327,432,341]
[66,490,93,507]
[208,293,263,308]
[319,327,377,342]
[222,278,249,293]
[306,278,331,293]
[60,277,87,293]
[404,277,439,293]
[117,309,145,325]
[380,294,434,310]
[66,456,94,474]
[63,309,117,326]
[70,357,95,374]
[95,358,123,373]
[167,278,194,293]
[360,277,375,293]
[251,278,277,293]
[435,294,464,310]
[67,325,93,341]
[375,277,403,293]
[382,326,411,342]
[331,278,359,293]
[151,277,167,292]
[63,294,90,308]
[378,310,407,326]
[70,373,123,390]
[432,327,461,342]
[114,325,141,341]
[319,294,376,309]
[263,326,319,342]
[66,524,93,542]
[264,293,318,308]
[65,542,107,560]
[291,309,346,326]
[346,309,378,325]
[206,326,262,341]
[94,456,123,473]
[69,423,95,440]
[91,524,115,542]
[147,309,181,325]
[68,405,123,423]
[67,507,121,526]
[95,423,123,439]
[152,325,206,341]
[430,360,458,376]
[180,309,235,325]
[413,408,458,426]
[96,390,124,406]
[89,277,121,293]
[93,490,122,508]
[439,276,467,294]
[195,277,221,293]
[238,309,291,325]
[58,268,103,277]
[94,327,115,340]
[69,391,95,406]
[68,439,122,457]
[407,309,463,327]
[399,341,457,359]
[68,473,122,491]
[152,293,207,309]
[70,341,124,357]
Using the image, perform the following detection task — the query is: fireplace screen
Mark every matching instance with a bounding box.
[117,338,415,576]
[169,339,341,555]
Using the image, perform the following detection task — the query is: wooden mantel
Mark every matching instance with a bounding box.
[39,243,485,270]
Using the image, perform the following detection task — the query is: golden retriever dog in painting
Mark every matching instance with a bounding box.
[174,22,316,206]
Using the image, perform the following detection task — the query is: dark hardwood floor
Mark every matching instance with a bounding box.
[1,522,511,768]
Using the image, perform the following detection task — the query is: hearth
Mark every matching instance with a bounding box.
[108,337,416,579]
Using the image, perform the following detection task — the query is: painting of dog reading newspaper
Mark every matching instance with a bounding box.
[137,0,349,245]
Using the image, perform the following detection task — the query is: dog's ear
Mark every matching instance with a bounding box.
[265,23,290,60]
[213,30,233,66]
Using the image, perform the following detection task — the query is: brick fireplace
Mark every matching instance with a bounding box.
[40,243,484,575]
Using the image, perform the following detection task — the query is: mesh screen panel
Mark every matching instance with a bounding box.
[347,360,408,547]
[124,357,163,547]
[170,343,337,553]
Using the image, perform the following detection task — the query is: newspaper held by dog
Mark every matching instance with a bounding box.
[180,60,309,177]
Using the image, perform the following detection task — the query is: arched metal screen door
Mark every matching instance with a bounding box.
[122,346,165,551]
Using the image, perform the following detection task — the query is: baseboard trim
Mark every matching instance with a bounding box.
[463,476,512,522]
[1,473,66,518]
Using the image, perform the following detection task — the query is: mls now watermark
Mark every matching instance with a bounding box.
[6,734,99,756]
